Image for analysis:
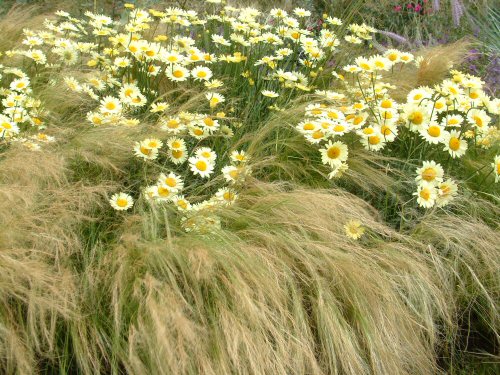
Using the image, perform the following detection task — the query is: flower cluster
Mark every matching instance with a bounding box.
[413,161,457,208]
[296,49,499,205]
[0,64,52,149]
[4,3,379,231]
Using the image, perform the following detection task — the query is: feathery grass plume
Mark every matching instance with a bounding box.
[81,182,450,375]
[414,39,472,86]
[450,0,465,27]
[412,196,500,370]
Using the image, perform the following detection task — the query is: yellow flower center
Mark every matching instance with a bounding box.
[312,130,324,139]
[171,150,184,159]
[353,116,364,125]
[427,126,441,137]
[473,115,483,127]
[196,160,207,171]
[303,123,315,131]
[334,125,345,132]
[388,53,398,61]
[173,70,184,78]
[419,189,431,200]
[327,146,340,159]
[158,186,171,197]
[116,198,128,207]
[223,191,234,201]
[165,177,177,187]
[381,99,392,108]
[440,184,451,195]
[422,167,436,182]
[369,135,380,145]
[410,112,423,125]
[140,146,151,155]
[381,125,391,136]
[449,137,460,151]
[197,71,207,78]
[106,102,116,110]
[229,169,240,179]
[167,119,179,128]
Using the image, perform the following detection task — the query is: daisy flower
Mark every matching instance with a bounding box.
[384,49,401,63]
[378,123,398,142]
[400,52,414,63]
[189,156,214,178]
[168,147,188,164]
[403,104,430,130]
[230,150,249,163]
[344,219,365,240]
[467,109,491,132]
[222,165,247,183]
[191,66,213,81]
[166,137,185,150]
[10,77,30,91]
[0,116,20,137]
[419,122,447,144]
[172,195,191,211]
[441,114,463,128]
[166,65,190,82]
[150,102,170,113]
[211,34,231,46]
[261,90,279,98]
[143,138,163,149]
[436,179,458,207]
[414,182,437,208]
[161,117,184,133]
[99,96,122,114]
[109,192,134,211]
[156,184,176,201]
[133,140,159,160]
[215,187,238,205]
[443,130,467,158]
[143,186,158,201]
[157,172,184,192]
[195,147,217,163]
[416,161,444,185]
[372,56,393,71]
[328,162,349,179]
[360,132,386,151]
[206,92,225,108]
[492,155,500,183]
[320,141,348,167]
[305,129,328,144]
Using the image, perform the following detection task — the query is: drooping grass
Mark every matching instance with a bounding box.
[0,2,498,374]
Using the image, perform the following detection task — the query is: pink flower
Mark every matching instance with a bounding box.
[394,5,402,11]
[415,4,422,11]
[407,3,414,9]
